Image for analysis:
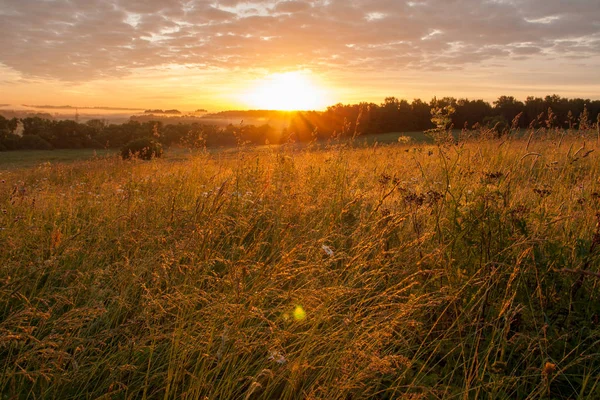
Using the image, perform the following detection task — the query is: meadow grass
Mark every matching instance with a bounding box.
[0,149,117,170]
[0,148,213,170]
[1,131,600,399]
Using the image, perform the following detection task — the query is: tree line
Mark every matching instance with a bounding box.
[1,94,599,151]
[289,95,600,141]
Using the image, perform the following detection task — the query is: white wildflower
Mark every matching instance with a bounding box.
[321,244,334,257]
[268,350,286,365]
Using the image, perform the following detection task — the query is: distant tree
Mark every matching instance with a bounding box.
[53,120,87,148]
[0,115,18,136]
[493,96,525,127]
[86,119,108,134]
[411,99,433,131]
[20,135,53,150]
[0,115,21,150]
[22,117,55,143]
[454,99,492,128]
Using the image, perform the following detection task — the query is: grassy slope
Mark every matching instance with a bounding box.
[1,132,600,399]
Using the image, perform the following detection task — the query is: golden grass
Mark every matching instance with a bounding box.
[1,132,600,399]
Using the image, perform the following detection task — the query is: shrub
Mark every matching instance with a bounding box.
[0,134,23,151]
[84,138,105,149]
[20,134,53,150]
[121,138,163,160]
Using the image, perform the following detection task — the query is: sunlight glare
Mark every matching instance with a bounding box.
[243,71,330,111]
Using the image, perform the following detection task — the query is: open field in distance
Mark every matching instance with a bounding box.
[0,132,433,170]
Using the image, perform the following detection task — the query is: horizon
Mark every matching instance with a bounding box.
[3,91,600,117]
[1,0,600,112]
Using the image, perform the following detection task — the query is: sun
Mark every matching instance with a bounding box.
[243,71,331,111]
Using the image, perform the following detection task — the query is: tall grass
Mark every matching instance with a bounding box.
[1,131,600,399]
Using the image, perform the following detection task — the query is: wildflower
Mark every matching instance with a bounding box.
[542,362,556,376]
[534,188,551,198]
[484,171,504,180]
[378,173,391,185]
[321,244,334,257]
[268,350,286,365]
[425,190,443,205]
[404,192,424,207]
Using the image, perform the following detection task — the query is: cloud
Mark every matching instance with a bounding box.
[274,1,312,13]
[0,0,599,82]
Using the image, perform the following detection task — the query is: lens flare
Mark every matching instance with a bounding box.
[293,305,306,321]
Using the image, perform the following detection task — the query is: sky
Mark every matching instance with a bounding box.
[1,0,600,111]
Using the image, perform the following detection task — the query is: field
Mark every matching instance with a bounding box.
[0,149,117,170]
[0,148,214,171]
[1,132,600,399]
[0,132,432,171]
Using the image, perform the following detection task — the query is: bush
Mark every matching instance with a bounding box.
[20,134,53,150]
[84,138,105,149]
[121,138,163,160]
[0,134,23,151]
